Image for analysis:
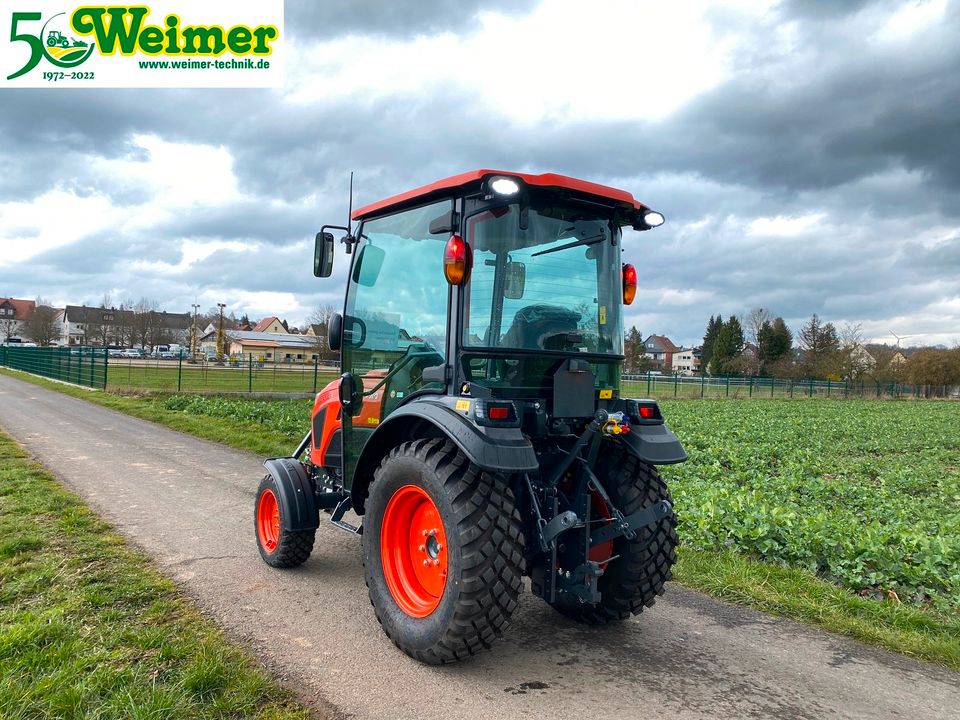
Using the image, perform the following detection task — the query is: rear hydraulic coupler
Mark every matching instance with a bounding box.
[601,412,630,436]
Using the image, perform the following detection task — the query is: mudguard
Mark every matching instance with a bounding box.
[262,457,320,531]
[351,396,539,512]
[619,423,688,465]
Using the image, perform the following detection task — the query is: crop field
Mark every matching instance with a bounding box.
[157,395,960,612]
[107,360,338,394]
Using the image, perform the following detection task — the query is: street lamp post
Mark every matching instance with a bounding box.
[216,303,227,362]
[190,303,200,362]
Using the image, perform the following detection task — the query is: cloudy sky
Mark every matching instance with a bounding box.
[1,0,958,347]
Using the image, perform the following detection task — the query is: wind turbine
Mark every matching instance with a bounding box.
[889,331,915,349]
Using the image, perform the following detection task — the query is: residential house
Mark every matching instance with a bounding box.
[643,334,681,371]
[201,329,319,364]
[253,316,288,334]
[0,298,35,342]
[62,306,190,347]
[671,347,702,375]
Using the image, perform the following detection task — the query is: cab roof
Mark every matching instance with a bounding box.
[351,169,650,222]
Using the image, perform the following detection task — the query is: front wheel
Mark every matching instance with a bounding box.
[254,474,315,568]
[363,439,524,664]
[552,442,677,624]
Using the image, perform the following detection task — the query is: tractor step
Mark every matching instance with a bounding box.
[329,496,362,535]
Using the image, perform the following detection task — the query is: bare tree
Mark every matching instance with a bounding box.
[0,318,18,343]
[24,300,60,346]
[745,307,772,347]
[308,304,338,361]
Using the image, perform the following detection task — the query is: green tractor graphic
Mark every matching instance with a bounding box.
[46,30,87,49]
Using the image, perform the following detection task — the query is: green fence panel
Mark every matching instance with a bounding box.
[0,346,106,389]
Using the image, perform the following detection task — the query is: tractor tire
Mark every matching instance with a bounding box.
[363,439,524,664]
[553,441,677,624]
[254,474,315,568]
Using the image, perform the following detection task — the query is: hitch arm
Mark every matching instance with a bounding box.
[590,500,672,546]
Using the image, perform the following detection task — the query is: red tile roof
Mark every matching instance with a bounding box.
[252,316,280,332]
[0,298,36,321]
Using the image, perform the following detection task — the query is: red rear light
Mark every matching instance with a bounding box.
[488,406,510,420]
[444,234,471,285]
[623,263,638,305]
[638,405,654,419]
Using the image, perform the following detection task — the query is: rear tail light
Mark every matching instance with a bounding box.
[623,263,637,305]
[488,406,510,420]
[444,234,471,285]
[625,399,663,424]
[472,400,519,427]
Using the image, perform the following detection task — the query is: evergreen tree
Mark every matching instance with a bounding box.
[700,315,722,375]
[798,314,840,378]
[757,316,793,373]
[624,326,643,373]
[710,316,745,375]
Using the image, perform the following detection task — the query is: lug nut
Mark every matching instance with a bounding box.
[433,559,440,566]
[423,560,430,566]
[422,530,428,537]
[418,544,425,552]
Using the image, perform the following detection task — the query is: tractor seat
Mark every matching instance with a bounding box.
[501,304,582,351]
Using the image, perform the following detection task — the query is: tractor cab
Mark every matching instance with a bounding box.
[256,170,686,665]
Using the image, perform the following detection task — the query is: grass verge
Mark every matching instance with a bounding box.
[2,367,958,671]
[0,428,315,719]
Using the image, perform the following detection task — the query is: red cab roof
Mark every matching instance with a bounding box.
[351,169,649,221]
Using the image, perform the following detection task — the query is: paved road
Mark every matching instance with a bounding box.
[0,373,957,720]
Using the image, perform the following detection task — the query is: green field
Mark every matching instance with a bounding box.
[0,430,313,720]
[106,360,338,394]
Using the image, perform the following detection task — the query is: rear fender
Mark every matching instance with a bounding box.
[263,457,320,531]
[350,397,539,513]
[619,423,688,465]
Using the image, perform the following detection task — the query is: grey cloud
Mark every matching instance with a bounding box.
[285,0,539,39]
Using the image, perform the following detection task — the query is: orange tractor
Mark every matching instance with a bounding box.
[255,170,686,663]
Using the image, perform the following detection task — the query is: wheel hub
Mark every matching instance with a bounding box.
[381,484,448,618]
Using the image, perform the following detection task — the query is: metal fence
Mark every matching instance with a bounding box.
[622,373,960,400]
[106,355,340,394]
[0,346,107,389]
[5,348,957,400]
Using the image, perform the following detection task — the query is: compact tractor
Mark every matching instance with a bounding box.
[46,30,86,48]
[254,170,687,664]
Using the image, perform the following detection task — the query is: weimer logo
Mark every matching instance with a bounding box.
[2,1,283,88]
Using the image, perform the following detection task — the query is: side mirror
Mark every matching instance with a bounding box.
[328,313,342,352]
[339,372,362,416]
[352,243,386,287]
[504,261,526,299]
[314,232,335,278]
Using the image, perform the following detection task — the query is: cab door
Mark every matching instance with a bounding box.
[340,200,452,489]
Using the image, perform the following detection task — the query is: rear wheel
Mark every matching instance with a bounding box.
[254,474,315,568]
[553,441,677,624]
[363,439,524,664]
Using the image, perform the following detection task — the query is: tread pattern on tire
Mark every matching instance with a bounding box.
[367,438,525,664]
[555,441,677,625]
[256,475,316,569]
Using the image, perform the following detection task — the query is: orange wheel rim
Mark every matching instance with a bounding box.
[589,488,615,567]
[381,484,448,618]
[257,488,281,553]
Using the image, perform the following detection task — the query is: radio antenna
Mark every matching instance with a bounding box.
[345,171,355,253]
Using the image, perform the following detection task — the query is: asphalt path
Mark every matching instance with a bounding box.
[0,372,957,719]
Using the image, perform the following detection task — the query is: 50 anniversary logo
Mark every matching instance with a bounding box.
[2,2,283,88]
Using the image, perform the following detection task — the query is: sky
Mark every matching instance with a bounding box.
[1,0,958,347]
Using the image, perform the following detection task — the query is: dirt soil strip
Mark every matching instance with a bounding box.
[0,373,956,720]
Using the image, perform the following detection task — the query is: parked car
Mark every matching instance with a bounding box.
[159,351,176,360]
[120,348,143,358]
[107,349,124,358]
